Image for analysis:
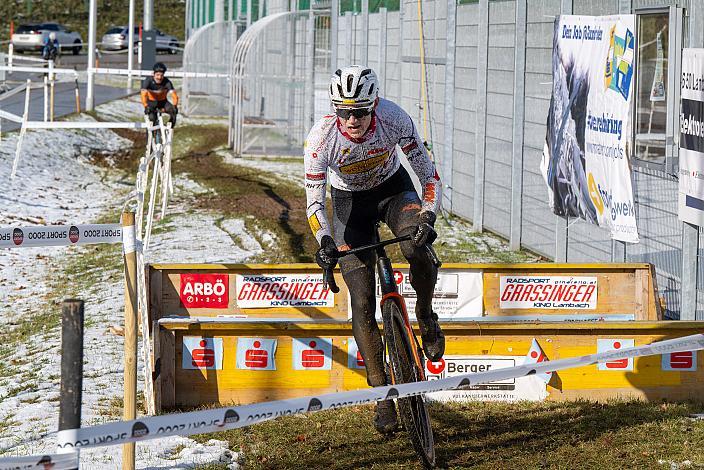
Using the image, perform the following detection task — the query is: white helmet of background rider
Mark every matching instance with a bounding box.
[329,65,379,108]
[49,32,56,41]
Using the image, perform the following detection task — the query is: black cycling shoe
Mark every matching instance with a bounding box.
[374,400,398,434]
[418,312,445,362]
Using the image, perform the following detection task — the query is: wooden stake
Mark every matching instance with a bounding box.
[122,212,138,470]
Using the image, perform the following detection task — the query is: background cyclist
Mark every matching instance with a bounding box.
[304,65,444,434]
[141,62,179,128]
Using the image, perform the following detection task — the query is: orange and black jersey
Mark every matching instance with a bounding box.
[140,76,179,106]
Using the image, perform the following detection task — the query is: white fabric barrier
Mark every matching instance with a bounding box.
[0,224,123,248]
[0,452,78,470]
[42,333,703,452]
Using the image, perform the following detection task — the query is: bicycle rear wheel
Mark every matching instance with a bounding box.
[383,299,436,469]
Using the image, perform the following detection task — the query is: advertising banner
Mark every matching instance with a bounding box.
[0,223,123,248]
[234,274,334,308]
[236,338,277,371]
[361,269,482,321]
[678,48,704,225]
[182,337,224,370]
[542,15,639,242]
[292,338,333,371]
[499,276,598,310]
[424,356,548,402]
[180,274,229,308]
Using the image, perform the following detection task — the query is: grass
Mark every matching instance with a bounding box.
[189,400,704,469]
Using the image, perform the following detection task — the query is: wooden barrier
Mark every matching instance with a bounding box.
[147,262,661,324]
[154,320,704,410]
[147,263,670,411]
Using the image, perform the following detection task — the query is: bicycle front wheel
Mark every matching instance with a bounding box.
[383,299,436,469]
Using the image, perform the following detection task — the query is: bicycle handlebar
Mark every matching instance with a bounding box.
[321,235,442,294]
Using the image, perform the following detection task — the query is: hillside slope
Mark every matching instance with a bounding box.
[1,0,185,44]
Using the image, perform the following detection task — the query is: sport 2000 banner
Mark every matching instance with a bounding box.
[541,15,639,243]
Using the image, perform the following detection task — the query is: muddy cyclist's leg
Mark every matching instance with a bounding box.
[331,186,386,386]
[342,263,387,386]
[384,190,444,361]
[384,191,438,318]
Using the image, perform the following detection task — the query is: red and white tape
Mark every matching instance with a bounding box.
[2,333,703,469]
[0,224,123,248]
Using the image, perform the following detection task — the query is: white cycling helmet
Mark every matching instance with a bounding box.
[49,32,56,40]
[329,65,379,108]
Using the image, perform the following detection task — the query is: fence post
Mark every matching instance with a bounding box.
[122,212,138,470]
[345,11,353,65]
[361,0,369,66]
[57,300,84,467]
[331,0,339,72]
[473,0,489,232]
[510,0,527,250]
[378,7,387,95]
[442,0,456,214]
[304,10,315,129]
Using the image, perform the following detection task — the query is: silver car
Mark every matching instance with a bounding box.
[12,23,83,55]
[101,26,179,54]
[101,26,140,51]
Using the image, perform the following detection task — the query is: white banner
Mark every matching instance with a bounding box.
[542,15,639,242]
[292,338,333,371]
[678,48,704,225]
[0,452,79,470]
[182,337,224,370]
[424,356,548,402]
[363,269,482,321]
[235,338,277,371]
[0,223,122,248]
[53,333,704,452]
[499,276,598,309]
[235,274,334,308]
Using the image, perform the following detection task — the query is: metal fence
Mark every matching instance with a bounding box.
[330,0,704,320]
[182,21,242,116]
[183,0,704,319]
[227,8,332,155]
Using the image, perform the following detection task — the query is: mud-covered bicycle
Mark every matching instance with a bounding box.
[322,227,441,468]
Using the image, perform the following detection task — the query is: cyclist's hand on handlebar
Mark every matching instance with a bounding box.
[413,211,438,247]
[315,235,340,270]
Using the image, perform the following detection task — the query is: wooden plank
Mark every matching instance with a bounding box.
[157,319,704,332]
[152,321,162,412]
[150,262,653,271]
[159,327,176,409]
[634,268,646,320]
[148,267,163,327]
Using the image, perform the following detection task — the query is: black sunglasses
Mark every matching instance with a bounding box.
[335,107,373,119]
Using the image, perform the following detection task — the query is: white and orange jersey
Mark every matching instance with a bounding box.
[304,98,442,243]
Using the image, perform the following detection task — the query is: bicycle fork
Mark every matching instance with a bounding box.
[376,254,427,383]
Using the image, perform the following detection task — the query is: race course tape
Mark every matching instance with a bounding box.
[0,224,123,248]
[0,452,78,470]
[49,333,704,452]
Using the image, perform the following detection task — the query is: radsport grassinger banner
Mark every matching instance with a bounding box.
[542,15,639,243]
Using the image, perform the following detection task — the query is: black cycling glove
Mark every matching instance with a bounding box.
[315,235,340,270]
[413,211,437,247]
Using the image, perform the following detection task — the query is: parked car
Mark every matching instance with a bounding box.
[12,23,83,55]
[101,26,139,51]
[101,26,179,54]
[155,29,180,54]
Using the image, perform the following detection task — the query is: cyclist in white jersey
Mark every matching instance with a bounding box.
[304,65,444,434]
